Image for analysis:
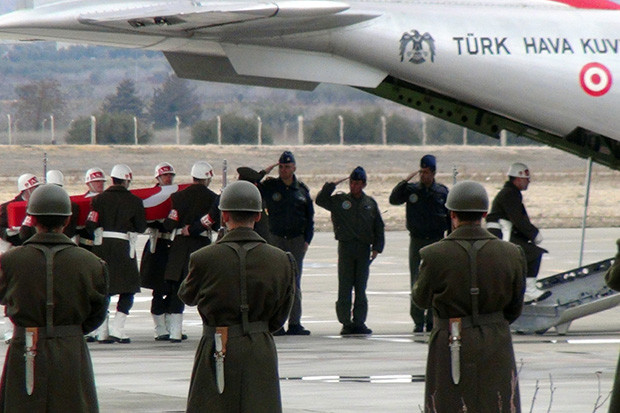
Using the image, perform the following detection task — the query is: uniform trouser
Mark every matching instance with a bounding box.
[116,293,135,315]
[336,241,371,326]
[271,234,306,326]
[409,236,441,326]
[150,282,177,315]
[164,280,186,314]
[488,228,544,278]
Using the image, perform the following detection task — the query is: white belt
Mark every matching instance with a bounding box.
[173,228,211,238]
[486,222,502,230]
[158,232,173,240]
[102,231,129,240]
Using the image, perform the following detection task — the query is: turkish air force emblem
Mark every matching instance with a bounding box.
[399,30,436,64]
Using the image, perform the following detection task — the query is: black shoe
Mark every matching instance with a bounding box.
[97,338,116,344]
[85,336,97,343]
[155,334,170,341]
[413,325,424,333]
[109,335,131,344]
[272,327,286,336]
[169,338,182,343]
[182,334,188,340]
[425,323,433,332]
[352,324,372,335]
[340,325,355,335]
[286,324,311,336]
[524,290,552,305]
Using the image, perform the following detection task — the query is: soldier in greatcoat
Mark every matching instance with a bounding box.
[86,164,147,343]
[412,181,526,413]
[179,180,295,413]
[140,162,177,341]
[163,161,218,342]
[604,239,620,413]
[316,166,385,335]
[0,184,108,412]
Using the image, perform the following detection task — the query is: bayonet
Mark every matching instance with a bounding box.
[24,327,38,396]
[449,318,461,385]
[214,331,225,394]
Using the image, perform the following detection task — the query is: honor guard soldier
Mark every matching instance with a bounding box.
[179,180,295,413]
[260,151,314,336]
[76,168,106,251]
[163,161,218,342]
[141,162,177,341]
[0,184,109,412]
[86,164,147,343]
[412,181,526,413]
[19,170,79,242]
[389,154,450,333]
[605,239,620,413]
[316,166,385,335]
[486,162,548,303]
[0,173,40,247]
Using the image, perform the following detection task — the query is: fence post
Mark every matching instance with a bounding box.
[462,127,467,146]
[50,115,55,145]
[134,116,138,145]
[175,116,181,145]
[257,116,262,146]
[338,115,344,145]
[7,114,12,145]
[381,116,387,145]
[297,115,304,145]
[217,116,222,145]
[90,116,96,144]
[422,116,427,145]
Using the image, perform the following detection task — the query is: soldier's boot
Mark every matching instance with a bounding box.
[153,314,169,341]
[97,314,115,344]
[168,313,184,343]
[109,311,131,344]
[524,278,552,304]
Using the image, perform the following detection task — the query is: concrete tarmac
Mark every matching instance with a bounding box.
[1,228,618,412]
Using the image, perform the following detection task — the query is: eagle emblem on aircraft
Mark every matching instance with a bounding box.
[399,30,436,64]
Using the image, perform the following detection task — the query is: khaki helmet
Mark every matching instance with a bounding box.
[507,162,530,178]
[26,184,72,216]
[17,173,40,192]
[219,181,262,212]
[46,170,64,186]
[85,167,106,184]
[154,162,175,178]
[445,181,488,212]
[110,164,132,181]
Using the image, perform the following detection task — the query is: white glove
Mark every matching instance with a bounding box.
[534,232,543,245]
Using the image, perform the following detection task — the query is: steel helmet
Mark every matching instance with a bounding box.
[17,173,40,192]
[191,161,214,180]
[110,164,133,181]
[154,162,175,178]
[507,162,530,179]
[219,181,262,212]
[85,167,106,184]
[46,170,64,186]
[445,181,489,212]
[26,184,72,216]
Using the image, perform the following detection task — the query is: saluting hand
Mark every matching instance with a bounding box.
[405,170,419,182]
[263,163,279,174]
[333,177,349,185]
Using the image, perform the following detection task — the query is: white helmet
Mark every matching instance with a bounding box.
[154,162,176,178]
[46,170,64,186]
[507,162,530,179]
[85,167,106,184]
[110,164,133,181]
[191,161,214,181]
[17,173,40,192]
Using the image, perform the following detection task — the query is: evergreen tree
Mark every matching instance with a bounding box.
[101,78,145,118]
[148,75,202,129]
[13,78,66,131]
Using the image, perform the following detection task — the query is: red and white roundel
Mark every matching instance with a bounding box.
[580,63,612,97]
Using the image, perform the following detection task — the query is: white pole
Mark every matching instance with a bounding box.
[90,115,96,145]
[462,127,467,146]
[7,114,12,145]
[133,116,138,145]
[50,115,55,145]
[217,116,222,145]
[500,130,507,146]
[257,116,262,146]
[422,116,427,146]
[297,115,304,145]
[338,115,344,145]
[579,157,593,267]
[175,116,181,145]
[381,116,387,145]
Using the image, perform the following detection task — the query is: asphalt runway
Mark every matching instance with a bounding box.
[0,228,618,412]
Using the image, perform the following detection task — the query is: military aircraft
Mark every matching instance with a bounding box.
[0,0,619,170]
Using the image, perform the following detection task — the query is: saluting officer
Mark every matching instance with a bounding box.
[179,180,295,413]
[163,161,218,342]
[316,166,385,335]
[75,167,106,251]
[0,173,40,247]
[86,164,147,344]
[389,154,450,333]
[412,181,526,412]
[0,184,108,412]
[141,162,177,341]
[260,151,314,336]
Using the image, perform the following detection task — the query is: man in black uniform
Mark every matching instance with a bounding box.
[486,162,548,303]
[316,166,385,335]
[75,167,106,251]
[163,161,218,342]
[260,151,314,336]
[389,154,449,333]
[86,164,147,343]
[141,162,177,341]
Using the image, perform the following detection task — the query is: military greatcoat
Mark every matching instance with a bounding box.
[412,224,526,413]
[0,232,109,412]
[604,239,620,413]
[86,185,147,295]
[178,228,295,413]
